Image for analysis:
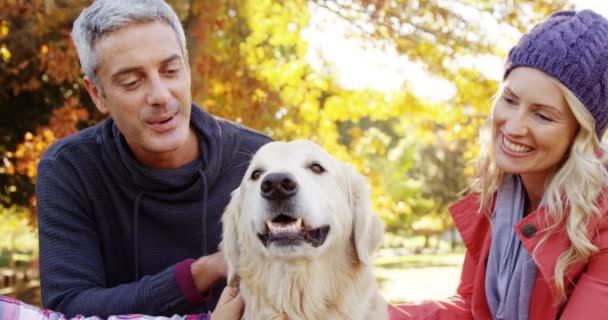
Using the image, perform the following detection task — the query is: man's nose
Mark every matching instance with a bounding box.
[146,74,171,106]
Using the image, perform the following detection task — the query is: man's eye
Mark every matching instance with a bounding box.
[120,79,140,89]
[310,162,325,174]
[166,66,180,74]
[123,81,136,88]
[251,169,263,181]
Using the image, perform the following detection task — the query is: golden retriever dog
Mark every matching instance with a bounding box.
[222,139,388,320]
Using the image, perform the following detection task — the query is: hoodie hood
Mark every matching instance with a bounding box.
[101,104,224,198]
[100,104,227,284]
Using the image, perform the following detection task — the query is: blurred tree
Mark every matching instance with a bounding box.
[0,205,38,268]
[311,0,569,152]
[409,136,469,250]
[0,0,93,208]
[307,0,568,231]
[0,0,569,227]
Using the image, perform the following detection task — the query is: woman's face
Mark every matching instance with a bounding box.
[492,67,579,187]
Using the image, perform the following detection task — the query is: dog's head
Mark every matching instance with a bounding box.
[222,140,383,279]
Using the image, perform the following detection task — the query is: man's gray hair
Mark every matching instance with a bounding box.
[71,0,187,84]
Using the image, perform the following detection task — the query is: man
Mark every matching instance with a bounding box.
[36,0,269,317]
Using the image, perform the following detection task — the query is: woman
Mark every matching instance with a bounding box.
[390,9,608,320]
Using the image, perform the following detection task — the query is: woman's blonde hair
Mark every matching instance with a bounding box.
[471,77,608,305]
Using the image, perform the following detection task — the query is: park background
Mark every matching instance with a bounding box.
[1,0,607,308]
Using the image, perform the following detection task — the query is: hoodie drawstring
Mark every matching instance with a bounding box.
[199,169,209,256]
[133,191,144,280]
[130,172,208,287]
[198,169,212,311]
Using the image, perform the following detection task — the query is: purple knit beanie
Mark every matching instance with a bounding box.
[504,10,608,139]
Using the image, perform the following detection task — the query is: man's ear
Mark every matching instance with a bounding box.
[184,49,190,70]
[83,77,109,114]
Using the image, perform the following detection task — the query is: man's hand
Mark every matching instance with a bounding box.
[210,286,244,320]
[191,251,228,292]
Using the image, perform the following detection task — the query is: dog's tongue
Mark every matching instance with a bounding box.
[266,218,303,235]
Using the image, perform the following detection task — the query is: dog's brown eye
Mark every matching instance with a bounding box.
[310,163,325,174]
[251,169,263,180]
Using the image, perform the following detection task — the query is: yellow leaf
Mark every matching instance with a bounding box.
[1,21,8,37]
[0,45,11,62]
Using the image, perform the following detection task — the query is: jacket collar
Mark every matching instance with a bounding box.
[449,193,490,265]
[516,193,608,300]
[514,207,579,302]
[450,192,606,303]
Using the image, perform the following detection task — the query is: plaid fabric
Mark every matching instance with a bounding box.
[0,296,209,320]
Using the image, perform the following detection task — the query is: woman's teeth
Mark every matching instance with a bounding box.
[503,137,532,153]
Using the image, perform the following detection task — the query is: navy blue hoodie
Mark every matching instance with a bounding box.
[36,104,271,317]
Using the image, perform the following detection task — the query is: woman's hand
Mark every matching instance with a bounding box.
[210,286,244,320]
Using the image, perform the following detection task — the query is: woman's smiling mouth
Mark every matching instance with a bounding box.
[502,135,533,154]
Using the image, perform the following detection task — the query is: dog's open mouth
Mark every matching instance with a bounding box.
[257,214,330,248]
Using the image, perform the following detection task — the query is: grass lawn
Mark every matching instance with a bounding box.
[374,251,465,304]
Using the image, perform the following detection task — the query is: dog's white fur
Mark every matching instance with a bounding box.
[222,140,387,320]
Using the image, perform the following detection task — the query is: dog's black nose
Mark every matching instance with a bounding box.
[261,173,298,200]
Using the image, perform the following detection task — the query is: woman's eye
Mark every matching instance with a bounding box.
[310,163,325,174]
[536,113,554,122]
[250,169,263,181]
[502,96,515,104]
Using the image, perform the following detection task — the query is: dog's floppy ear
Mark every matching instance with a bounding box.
[221,187,242,283]
[346,165,384,265]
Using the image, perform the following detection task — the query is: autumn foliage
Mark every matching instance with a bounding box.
[1,0,568,233]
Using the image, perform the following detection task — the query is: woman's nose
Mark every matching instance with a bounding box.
[503,112,529,136]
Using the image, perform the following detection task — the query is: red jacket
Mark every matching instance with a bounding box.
[389,193,608,319]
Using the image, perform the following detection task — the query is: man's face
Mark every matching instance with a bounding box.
[84,21,193,168]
